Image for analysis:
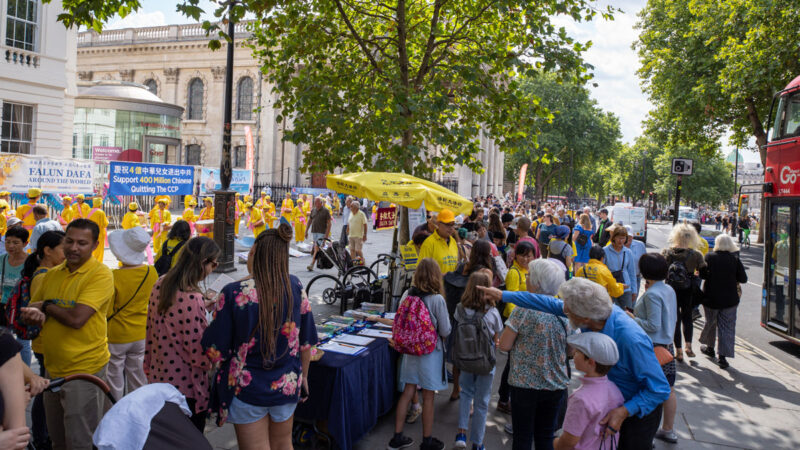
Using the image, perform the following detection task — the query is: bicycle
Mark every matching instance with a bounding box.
[742,229,751,250]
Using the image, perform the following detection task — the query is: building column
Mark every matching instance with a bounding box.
[479,132,488,196]
[164,68,180,105]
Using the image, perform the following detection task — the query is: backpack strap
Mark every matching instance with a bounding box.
[108,266,150,322]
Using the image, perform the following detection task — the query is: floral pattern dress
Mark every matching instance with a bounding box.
[506,307,571,391]
[201,275,317,425]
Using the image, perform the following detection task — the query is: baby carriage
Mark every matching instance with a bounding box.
[307,238,382,313]
[42,376,211,450]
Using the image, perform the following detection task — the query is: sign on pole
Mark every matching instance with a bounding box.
[108,161,194,196]
[671,158,694,175]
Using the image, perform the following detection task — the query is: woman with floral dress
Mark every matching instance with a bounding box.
[145,236,220,431]
[202,223,317,450]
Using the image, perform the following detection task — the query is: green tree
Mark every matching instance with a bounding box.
[635,0,800,165]
[504,74,622,203]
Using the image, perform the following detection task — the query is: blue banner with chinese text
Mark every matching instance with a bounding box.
[108,161,195,196]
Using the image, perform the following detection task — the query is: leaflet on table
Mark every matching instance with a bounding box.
[319,341,367,356]
[384,312,396,320]
[328,315,355,325]
[373,323,392,329]
[358,328,393,339]
[333,334,375,346]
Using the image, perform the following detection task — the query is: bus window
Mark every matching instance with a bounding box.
[769,205,791,327]
[773,92,800,140]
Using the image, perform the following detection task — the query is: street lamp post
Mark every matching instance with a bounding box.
[214,4,237,273]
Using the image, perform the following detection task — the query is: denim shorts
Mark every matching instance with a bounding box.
[312,232,325,246]
[227,397,297,424]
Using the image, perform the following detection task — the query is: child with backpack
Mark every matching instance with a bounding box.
[452,270,504,450]
[389,258,452,450]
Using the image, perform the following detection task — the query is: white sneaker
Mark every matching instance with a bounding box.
[655,429,678,443]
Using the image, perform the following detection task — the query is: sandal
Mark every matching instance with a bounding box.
[676,349,684,362]
[685,348,696,358]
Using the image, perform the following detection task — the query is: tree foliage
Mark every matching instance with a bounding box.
[251,0,613,177]
[504,73,622,202]
[635,0,800,164]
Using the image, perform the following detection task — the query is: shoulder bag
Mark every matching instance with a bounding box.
[108,266,151,322]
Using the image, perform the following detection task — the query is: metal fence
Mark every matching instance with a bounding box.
[250,183,310,202]
[437,179,459,193]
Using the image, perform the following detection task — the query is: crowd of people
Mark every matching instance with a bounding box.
[0,189,750,450]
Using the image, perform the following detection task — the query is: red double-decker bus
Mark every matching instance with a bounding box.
[762,75,800,343]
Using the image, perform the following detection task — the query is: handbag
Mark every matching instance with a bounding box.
[654,344,674,366]
[610,252,626,284]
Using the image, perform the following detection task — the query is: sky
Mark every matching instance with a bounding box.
[105,0,760,163]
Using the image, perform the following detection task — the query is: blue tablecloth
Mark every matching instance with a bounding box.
[295,335,397,450]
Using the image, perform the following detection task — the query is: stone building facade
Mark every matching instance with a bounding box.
[1,0,76,157]
[76,22,504,196]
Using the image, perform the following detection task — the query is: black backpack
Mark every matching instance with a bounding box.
[576,231,589,247]
[666,260,691,291]
[154,240,186,276]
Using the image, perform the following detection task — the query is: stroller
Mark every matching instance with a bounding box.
[307,239,382,313]
[43,376,211,450]
[315,238,353,273]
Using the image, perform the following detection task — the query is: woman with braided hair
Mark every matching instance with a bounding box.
[202,223,318,448]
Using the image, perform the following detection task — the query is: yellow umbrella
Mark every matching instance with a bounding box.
[326,172,473,216]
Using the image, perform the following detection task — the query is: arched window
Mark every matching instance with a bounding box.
[236,77,253,120]
[185,144,201,165]
[144,79,157,96]
[187,78,204,120]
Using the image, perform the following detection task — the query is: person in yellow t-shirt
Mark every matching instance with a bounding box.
[59,196,75,227]
[122,203,142,229]
[20,221,113,448]
[234,192,244,237]
[197,197,215,238]
[149,198,172,251]
[417,208,459,274]
[262,201,276,231]
[28,230,66,361]
[17,188,43,232]
[0,190,14,218]
[88,197,109,262]
[154,220,190,270]
[503,240,537,318]
[183,196,198,235]
[246,202,266,238]
[106,227,158,401]
[0,200,8,236]
[574,244,626,299]
[280,192,294,224]
[73,194,91,220]
[292,199,307,244]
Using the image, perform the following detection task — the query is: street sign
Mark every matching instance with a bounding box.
[671,158,694,175]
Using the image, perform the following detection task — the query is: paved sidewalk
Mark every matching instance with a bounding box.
[204,316,800,450]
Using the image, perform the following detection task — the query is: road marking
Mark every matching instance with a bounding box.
[747,282,761,287]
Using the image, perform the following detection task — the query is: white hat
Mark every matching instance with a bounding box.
[624,225,633,234]
[567,332,619,365]
[108,227,151,266]
[6,217,21,228]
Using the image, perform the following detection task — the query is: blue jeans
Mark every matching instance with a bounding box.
[458,368,495,446]
[16,337,31,366]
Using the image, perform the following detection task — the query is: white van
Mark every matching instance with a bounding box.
[609,203,647,242]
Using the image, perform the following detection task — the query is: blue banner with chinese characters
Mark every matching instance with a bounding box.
[108,161,195,196]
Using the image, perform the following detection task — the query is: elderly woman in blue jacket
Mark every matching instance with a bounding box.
[604,226,638,309]
[478,277,670,450]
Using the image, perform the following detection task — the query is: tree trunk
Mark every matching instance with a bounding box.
[745,97,768,244]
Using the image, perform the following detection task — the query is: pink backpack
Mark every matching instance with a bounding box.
[392,295,438,355]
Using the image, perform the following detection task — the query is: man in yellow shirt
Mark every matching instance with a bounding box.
[246,202,266,238]
[0,200,8,236]
[59,196,75,227]
[234,192,244,237]
[0,190,14,218]
[17,187,43,231]
[418,208,459,274]
[73,194,91,219]
[20,219,114,449]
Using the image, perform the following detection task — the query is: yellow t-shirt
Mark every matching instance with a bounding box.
[122,212,141,229]
[16,203,37,229]
[29,267,49,353]
[697,238,709,256]
[348,210,368,238]
[108,265,158,344]
[154,238,186,267]
[34,258,114,377]
[248,208,266,237]
[418,231,459,274]
[0,214,6,236]
[504,261,528,317]
[575,258,625,299]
